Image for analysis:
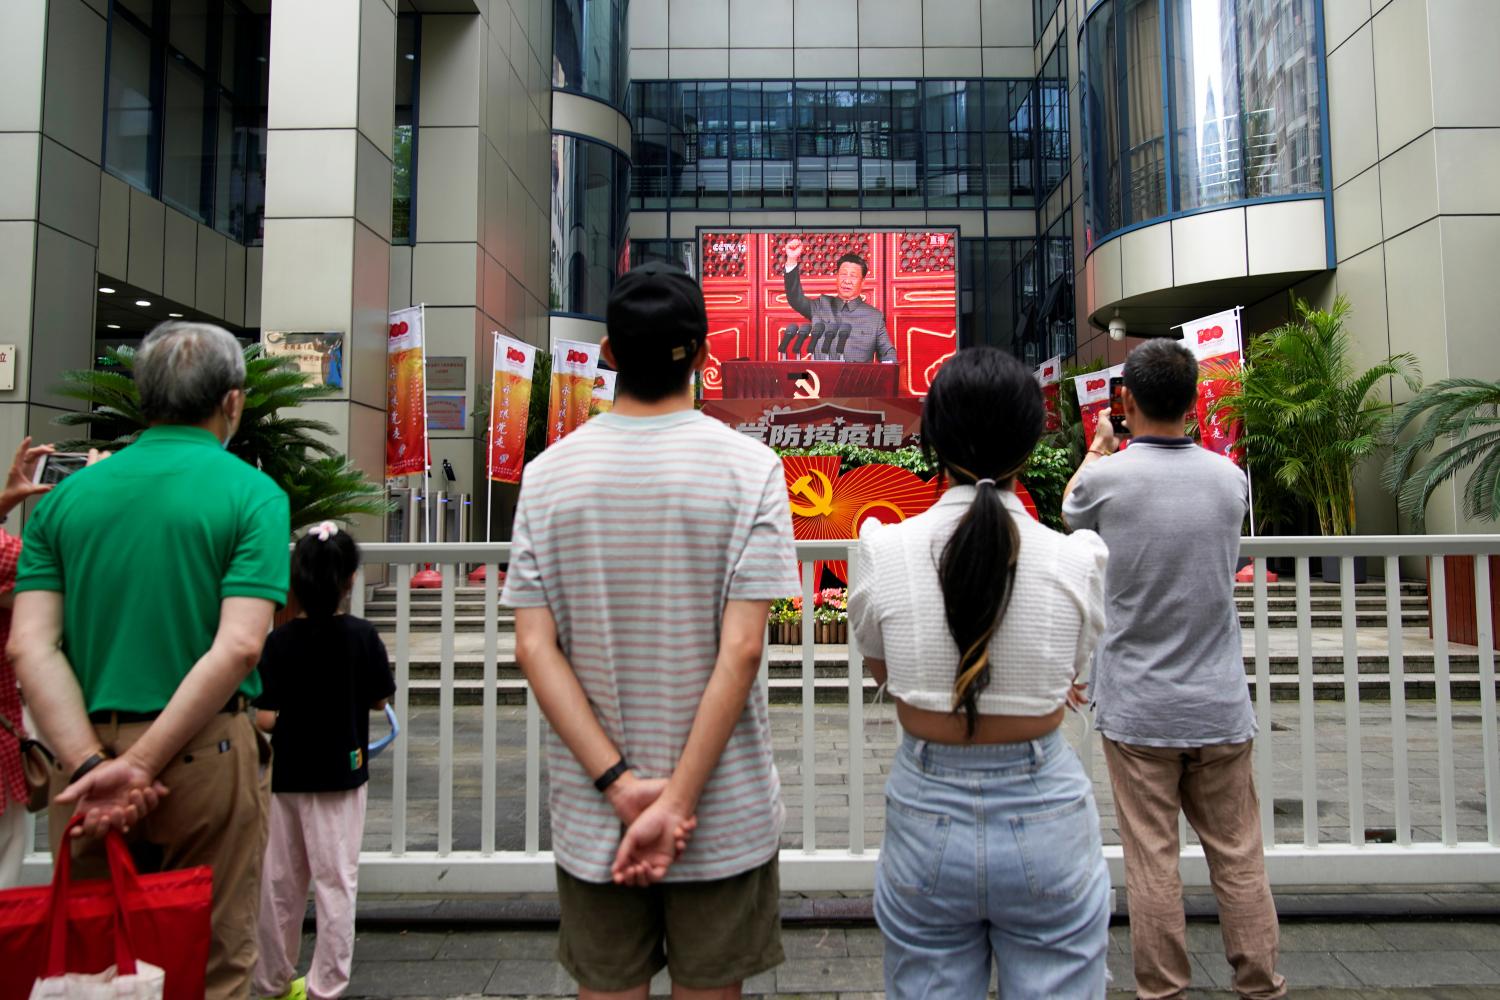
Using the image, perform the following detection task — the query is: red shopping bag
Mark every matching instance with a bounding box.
[0,817,212,1000]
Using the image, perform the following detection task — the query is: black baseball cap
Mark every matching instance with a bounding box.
[606,262,707,365]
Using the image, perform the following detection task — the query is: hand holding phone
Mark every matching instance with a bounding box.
[32,452,90,486]
[1109,376,1130,437]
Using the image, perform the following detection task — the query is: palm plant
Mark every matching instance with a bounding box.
[53,345,390,532]
[1384,378,1500,527]
[1212,295,1419,536]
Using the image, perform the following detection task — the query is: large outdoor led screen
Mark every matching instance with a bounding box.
[697,230,958,399]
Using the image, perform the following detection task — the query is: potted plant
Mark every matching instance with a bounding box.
[54,345,391,626]
[814,588,848,645]
[1385,377,1500,649]
[1213,296,1419,581]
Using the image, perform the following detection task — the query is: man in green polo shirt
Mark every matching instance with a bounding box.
[10,321,289,1000]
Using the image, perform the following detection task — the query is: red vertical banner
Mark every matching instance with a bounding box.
[385,305,427,478]
[1074,363,1123,444]
[546,339,600,445]
[1178,307,1244,465]
[488,333,535,484]
[1036,354,1063,432]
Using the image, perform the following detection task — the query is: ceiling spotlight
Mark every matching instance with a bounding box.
[135,299,152,307]
[106,324,121,330]
[405,53,415,60]
[168,312,184,318]
[99,287,116,294]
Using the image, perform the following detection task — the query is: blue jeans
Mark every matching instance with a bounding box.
[875,729,1112,999]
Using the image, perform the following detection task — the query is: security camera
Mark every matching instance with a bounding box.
[1108,311,1127,342]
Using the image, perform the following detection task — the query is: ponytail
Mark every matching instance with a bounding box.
[919,346,1044,739]
[939,478,1020,738]
[290,521,361,617]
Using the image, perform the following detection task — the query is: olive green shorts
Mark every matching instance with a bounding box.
[554,856,783,991]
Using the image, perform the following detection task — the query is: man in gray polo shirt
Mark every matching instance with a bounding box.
[1063,339,1284,1000]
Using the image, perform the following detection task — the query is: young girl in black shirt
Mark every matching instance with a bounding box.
[251,524,395,1000]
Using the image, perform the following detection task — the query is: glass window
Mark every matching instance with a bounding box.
[103,0,270,243]
[1083,0,1325,244]
[170,0,210,68]
[393,14,418,244]
[162,59,209,222]
[105,16,154,190]
[552,0,628,109]
[551,135,629,318]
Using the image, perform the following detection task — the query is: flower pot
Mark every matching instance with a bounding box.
[1428,555,1500,652]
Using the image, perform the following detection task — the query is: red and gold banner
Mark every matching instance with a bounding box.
[779,456,1042,584]
[1036,354,1063,432]
[546,339,600,445]
[782,455,938,583]
[488,333,535,484]
[385,305,427,478]
[1074,363,1124,445]
[1178,307,1244,465]
[591,369,617,416]
[703,396,924,450]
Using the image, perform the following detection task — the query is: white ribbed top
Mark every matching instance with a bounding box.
[849,486,1108,716]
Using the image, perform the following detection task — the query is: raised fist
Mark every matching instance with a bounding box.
[785,238,802,266]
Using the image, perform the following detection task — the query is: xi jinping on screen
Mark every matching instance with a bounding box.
[782,238,898,364]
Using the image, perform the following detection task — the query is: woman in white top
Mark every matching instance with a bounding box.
[849,347,1112,998]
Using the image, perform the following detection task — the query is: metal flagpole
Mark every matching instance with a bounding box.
[1234,306,1257,539]
[486,332,499,544]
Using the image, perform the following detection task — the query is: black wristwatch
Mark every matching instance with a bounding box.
[593,757,629,794]
[69,750,112,786]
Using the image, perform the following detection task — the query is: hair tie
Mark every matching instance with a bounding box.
[974,478,997,488]
[313,521,338,542]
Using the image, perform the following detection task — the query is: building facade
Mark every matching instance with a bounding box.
[0,0,1495,535]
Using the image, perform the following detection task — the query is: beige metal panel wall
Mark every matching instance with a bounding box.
[634,0,1035,82]
[1324,0,1500,533]
[0,0,105,435]
[261,0,396,541]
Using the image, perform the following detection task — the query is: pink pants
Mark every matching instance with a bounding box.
[253,786,367,1000]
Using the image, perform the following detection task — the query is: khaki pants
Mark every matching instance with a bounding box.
[1102,738,1286,1000]
[50,711,271,1000]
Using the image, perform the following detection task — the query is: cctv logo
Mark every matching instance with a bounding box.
[506,347,527,364]
[1085,378,1106,392]
[566,350,590,365]
[1197,325,1225,345]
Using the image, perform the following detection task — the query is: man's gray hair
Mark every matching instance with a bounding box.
[135,321,247,425]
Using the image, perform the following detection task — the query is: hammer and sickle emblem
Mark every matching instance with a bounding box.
[793,370,821,399]
[788,469,835,517]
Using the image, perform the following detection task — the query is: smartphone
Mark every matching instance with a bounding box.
[32,452,89,486]
[1109,376,1130,436]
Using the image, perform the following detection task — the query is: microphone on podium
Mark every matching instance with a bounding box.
[777,324,799,358]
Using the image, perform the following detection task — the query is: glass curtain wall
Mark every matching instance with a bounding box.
[393,15,419,243]
[629,80,1038,212]
[550,135,630,317]
[103,0,269,243]
[552,0,628,108]
[1082,0,1323,248]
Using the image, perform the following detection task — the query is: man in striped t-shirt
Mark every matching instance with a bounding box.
[503,262,800,996]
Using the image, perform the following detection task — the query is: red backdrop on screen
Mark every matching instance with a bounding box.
[698,230,958,399]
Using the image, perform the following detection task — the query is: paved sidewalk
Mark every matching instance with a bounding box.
[331,920,1500,998]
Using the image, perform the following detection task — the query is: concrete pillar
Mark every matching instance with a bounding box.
[384,3,556,540]
[0,0,107,453]
[260,0,396,526]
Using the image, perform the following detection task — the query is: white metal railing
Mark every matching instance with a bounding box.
[23,536,1500,892]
